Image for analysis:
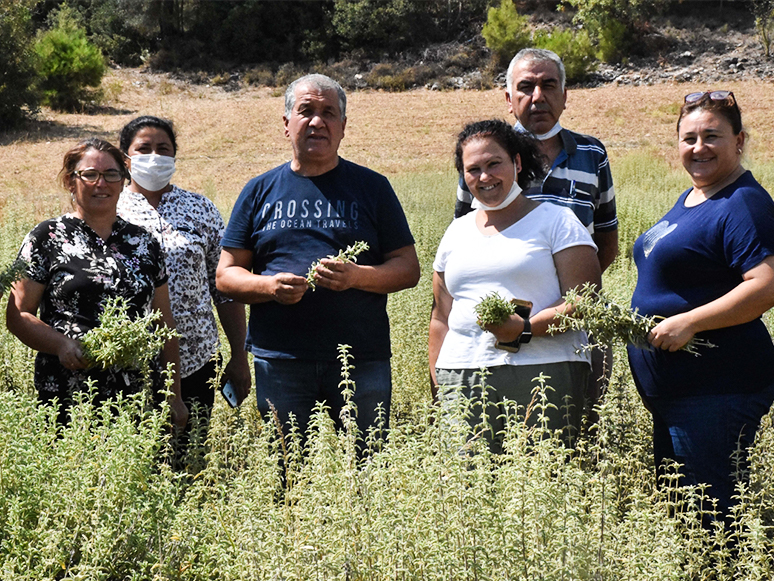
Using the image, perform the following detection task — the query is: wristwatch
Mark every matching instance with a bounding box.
[519,317,532,344]
[495,317,532,353]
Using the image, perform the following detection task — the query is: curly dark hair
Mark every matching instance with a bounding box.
[58,138,128,190]
[454,119,546,189]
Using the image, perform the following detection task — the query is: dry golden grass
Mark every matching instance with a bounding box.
[2,68,774,220]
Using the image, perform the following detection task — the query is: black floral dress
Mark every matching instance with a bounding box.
[18,214,167,402]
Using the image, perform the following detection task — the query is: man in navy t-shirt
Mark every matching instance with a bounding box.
[217,74,420,440]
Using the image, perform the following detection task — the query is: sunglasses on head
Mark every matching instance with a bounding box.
[684,90,735,105]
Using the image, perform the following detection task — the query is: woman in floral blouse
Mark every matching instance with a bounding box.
[117,116,250,428]
[6,138,188,428]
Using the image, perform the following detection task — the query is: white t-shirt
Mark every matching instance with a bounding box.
[433,203,596,369]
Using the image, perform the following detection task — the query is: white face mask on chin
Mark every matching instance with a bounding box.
[472,162,522,211]
[479,179,522,211]
[130,154,176,192]
[514,120,563,141]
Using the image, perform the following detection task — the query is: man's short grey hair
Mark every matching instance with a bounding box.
[506,48,566,95]
[284,74,347,120]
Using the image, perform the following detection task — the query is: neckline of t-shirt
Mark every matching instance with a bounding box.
[681,170,750,209]
[473,202,543,238]
[287,159,342,179]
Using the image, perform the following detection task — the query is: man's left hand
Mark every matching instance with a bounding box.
[313,258,360,292]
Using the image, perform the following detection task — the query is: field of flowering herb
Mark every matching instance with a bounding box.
[1,71,773,579]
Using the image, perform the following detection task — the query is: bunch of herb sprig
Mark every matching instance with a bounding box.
[306,241,369,290]
[81,296,180,370]
[549,283,715,356]
[0,258,28,292]
[474,292,515,330]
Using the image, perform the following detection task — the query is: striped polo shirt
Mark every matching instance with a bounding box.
[454,129,617,235]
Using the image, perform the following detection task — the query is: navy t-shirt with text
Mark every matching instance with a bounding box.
[221,159,415,361]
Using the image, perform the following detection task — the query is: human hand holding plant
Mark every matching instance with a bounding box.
[268,272,308,304]
[647,311,703,352]
[81,296,181,370]
[474,292,527,343]
[307,241,369,291]
[56,336,89,370]
[549,283,715,355]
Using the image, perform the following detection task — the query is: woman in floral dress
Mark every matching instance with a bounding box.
[6,138,188,427]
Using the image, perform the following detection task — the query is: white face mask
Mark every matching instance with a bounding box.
[514,120,563,141]
[473,163,522,211]
[129,154,176,192]
[480,179,522,211]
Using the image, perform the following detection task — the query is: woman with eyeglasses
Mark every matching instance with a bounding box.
[117,116,250,433]
[6,138,188,428]
[628,91,774,518]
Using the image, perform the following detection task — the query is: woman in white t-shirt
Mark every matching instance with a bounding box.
[429,119,601,450]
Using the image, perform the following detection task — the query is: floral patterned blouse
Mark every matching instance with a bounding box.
[19,214,167,397]
[117,186,230,377]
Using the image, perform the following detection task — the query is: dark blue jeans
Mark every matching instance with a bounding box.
[254,357,392,443]
[643,383,774,517]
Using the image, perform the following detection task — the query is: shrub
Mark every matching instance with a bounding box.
[274,62,306,89]
[210,72,231,86]
[244,66,275,87]
[595,19,629,62]
[481,0,531,68]
[366,63,440,91]
[0,0,39,128]
[34,7,105,112]
[534,28,597,83]
[565,0,670,62]
[332,0,432,55]
[750,0,774,57]
[82,0,146,66]
[317,58,365,90]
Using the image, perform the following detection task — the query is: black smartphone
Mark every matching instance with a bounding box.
[220,379,240,408]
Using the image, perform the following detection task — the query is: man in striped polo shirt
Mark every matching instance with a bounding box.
[454,48,618,272]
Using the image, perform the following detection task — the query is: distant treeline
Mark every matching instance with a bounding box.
[29,0,492,69]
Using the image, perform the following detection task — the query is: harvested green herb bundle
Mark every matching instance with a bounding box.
[549,283,715,356]
[474,292,515,329]
[82,296,180,370]
[0,258,28,292]
[306,241,370,290]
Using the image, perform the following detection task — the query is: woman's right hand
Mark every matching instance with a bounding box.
[57,337,89,370]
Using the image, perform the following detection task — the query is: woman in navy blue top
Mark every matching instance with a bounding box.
[628,92,774,520]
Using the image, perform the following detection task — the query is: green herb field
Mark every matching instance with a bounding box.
[1,72,774,579]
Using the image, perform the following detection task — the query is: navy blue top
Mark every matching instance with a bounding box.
[628,171,774,398]
[222,159,415,361]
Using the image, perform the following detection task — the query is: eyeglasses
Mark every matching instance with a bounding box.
[73,169,124,184]
[684,90,735,105]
